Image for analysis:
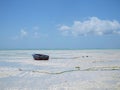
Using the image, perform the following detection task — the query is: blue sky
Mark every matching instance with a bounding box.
[0,0,120,49]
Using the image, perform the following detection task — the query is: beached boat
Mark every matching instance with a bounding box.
[32,54,49,60]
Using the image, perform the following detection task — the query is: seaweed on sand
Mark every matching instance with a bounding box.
[18,67,81,75]
[17,66,120,75]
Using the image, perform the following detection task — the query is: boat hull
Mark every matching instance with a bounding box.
[32,54,49,60]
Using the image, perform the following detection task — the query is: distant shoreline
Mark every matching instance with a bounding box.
[0,48,120,50]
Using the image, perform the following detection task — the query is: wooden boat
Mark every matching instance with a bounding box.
[32,54,49,60]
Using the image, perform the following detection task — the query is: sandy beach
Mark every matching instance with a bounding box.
[0,50,120,90]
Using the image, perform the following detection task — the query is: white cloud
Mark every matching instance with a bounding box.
[20,29,28,37]
[58,25,71,36]
[12,27,49,40]
[59,25,70,31]
[11,29,28,40]
[58,17,120,36]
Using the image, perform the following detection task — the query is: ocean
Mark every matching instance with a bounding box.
[0,49,120,90]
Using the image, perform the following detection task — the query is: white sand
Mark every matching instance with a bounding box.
[0,50,120,90]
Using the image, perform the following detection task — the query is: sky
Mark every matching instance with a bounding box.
[0,0,120,49]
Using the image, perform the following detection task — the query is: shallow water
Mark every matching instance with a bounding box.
[0,50,120,90]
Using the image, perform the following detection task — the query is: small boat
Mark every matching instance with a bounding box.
[32,54,49,60]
